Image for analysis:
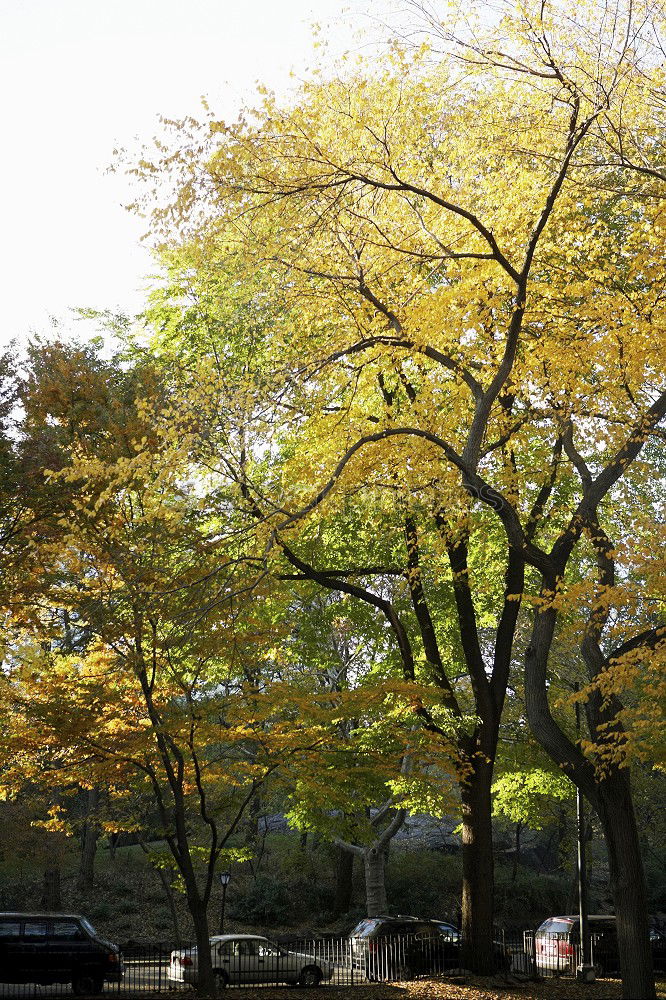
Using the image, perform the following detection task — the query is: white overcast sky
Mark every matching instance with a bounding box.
[0,0,376,348]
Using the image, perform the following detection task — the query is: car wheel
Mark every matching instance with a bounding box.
[593,959,605,978]
[72,973,103,996]
[395,962,415,981]
[298,966,322,987]
[214,970,229,992]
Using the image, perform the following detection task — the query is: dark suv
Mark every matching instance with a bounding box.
[0,913,123,994]
[349,915,510,980]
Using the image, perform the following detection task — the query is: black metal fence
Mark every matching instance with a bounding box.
[0,929,661,994]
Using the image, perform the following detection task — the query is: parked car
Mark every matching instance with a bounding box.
[349,914,510,979]
[0,912,123,995]
[168,933,333,988]
[533,914,666,975]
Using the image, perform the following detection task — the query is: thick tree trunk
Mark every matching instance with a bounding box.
[77,788,100,893]
[364,847,388,917]
[525,604,656,999]
[460,759,495,974]
[333,846,354,916]
[598,771,655,1000]
[189,892,215,992]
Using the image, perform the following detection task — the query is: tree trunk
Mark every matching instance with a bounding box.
[333,846,354,916]
[41,865,62,911]
[525,604,656,999]
[77,788,100,893]
[189,892,215,992]
[364,847,388,917]
[598,770,655,1000]
[460,759,495,974]
[512,821,522,883]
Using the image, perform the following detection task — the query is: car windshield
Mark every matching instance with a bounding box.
[79,917,96,937]
[538,919,574,935]
[350,919,378,938]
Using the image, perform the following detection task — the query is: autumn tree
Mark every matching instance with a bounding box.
[127,3,666,993]
[8,340,344,993]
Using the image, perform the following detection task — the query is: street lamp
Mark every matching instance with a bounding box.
[574,687,595,983]
[219,871,231,935]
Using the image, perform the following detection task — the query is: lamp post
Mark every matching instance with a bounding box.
[574,687,595,983]
[219,871,231,935]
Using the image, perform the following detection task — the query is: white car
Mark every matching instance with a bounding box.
[168,933,333,989]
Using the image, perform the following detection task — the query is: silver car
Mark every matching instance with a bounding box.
[168,934,333,989]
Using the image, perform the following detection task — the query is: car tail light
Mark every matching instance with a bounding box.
[107,952,118,963]
[368,941,377,953]
[179,956,194,967]
[558,941,573,957]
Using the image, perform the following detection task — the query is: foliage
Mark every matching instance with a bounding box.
[492,770,572,832]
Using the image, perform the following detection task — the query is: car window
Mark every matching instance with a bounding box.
[0,922,20,938]
[434,923,460,941]
[381,922,412,936]
[51,921,83,939]
[350,919,378,938]
[259,943,280,957]
[24,921,48,938]
[217,941,233,956]
[234,940,259,957]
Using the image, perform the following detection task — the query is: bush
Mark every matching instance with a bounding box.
[386,850,461,920]
[88,902,112,920]
[228,841,337,926]
[229,874,293,925]
[494,864,569,928]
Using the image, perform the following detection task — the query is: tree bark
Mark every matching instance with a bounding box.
[188,891,216,993]
[332,845,354,916]
[460,758,495,974]
[364,847,388,917]
[598,770,655,1000]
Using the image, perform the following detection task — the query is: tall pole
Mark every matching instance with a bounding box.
[219,871,231,935]
[575,687,593,979]
[219,882,227,935]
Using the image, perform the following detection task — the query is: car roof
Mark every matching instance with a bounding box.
[209,934,269,942]
[0,913,85,920]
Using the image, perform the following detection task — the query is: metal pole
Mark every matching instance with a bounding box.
[219,881,227,935]
[575,688,594,981]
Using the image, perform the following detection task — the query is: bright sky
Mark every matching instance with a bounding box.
[0,0,367,347]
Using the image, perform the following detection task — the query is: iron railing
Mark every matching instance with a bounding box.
[0,927,661,993]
